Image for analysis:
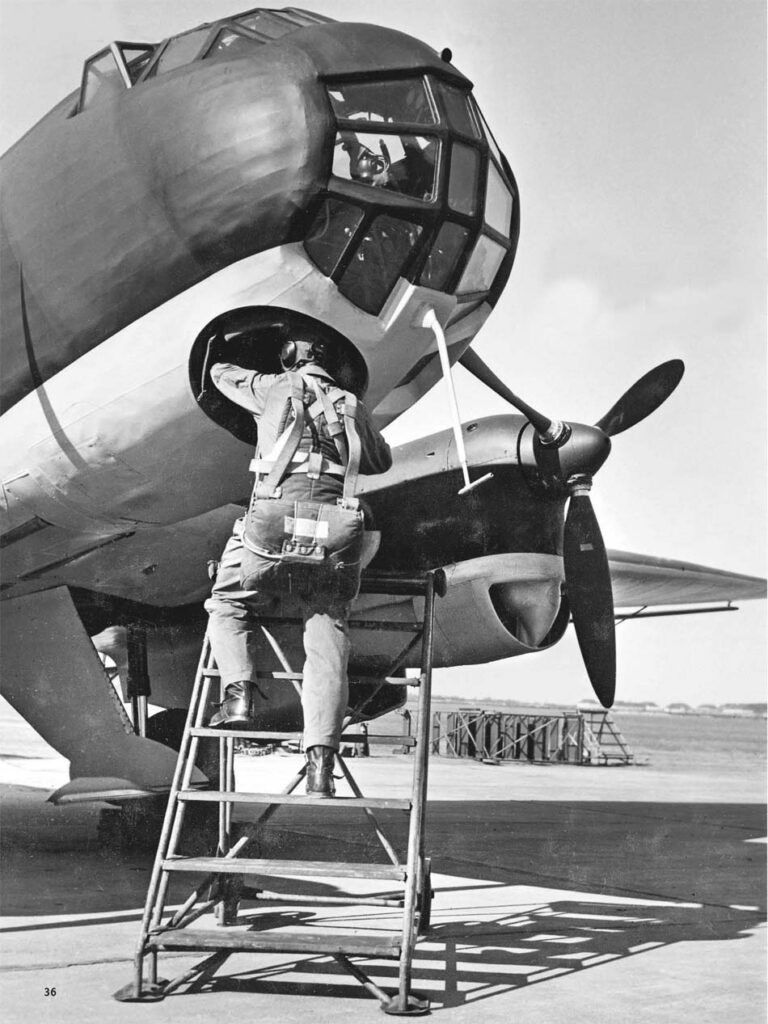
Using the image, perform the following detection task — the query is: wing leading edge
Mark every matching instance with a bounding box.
[607,550,766,609]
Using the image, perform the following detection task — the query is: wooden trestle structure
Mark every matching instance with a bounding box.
[429,707,634,765]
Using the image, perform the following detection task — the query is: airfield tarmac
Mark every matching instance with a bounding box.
[0,707,765,1024]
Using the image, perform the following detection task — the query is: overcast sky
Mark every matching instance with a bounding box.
[0,0,765,706]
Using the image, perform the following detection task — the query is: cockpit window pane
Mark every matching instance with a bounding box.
[338,215,423,314]
[473,99,508,179]
[304,199,365,277]
[327,79,436,125]
[333,131,437,202]
[457,233,507,293]
[236,12,295,39]
[437,81,480,138]
[485,160,514,237]
[80,50,125,111]
[119,46,155,84]
[152,29,210,75]
[448,143,480,216]
[204,27,263,60]
[418,222,471,292]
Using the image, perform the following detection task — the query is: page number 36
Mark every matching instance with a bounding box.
[44,987,57,997]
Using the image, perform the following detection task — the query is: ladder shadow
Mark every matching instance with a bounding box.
[1,790,764,1014]
[159,792,766,1008]
[196,889,764,1008]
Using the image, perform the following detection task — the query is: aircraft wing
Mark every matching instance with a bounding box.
[607,549,766,608]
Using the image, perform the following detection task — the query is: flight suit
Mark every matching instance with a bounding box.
[204,361,392,750]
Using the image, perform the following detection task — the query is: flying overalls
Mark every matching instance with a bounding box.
[204,362,392,754]
[239,369,366,602]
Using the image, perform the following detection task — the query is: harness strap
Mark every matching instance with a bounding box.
[251,372,362,502]
[307,385,346,435]
[309,378,348,465]
[255,373,305,498]
[342,393,361,499]
[249,452,346,477]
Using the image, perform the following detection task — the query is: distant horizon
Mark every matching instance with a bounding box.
[419,694,767,713]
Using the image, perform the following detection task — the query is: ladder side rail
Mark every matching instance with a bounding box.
[257,614,421,632]
[217,734,236,854]
[149,665,215,936]
[218,734,228,853]
[226,738,236,840]
[130,635,213,997]
[396,571,437,1011]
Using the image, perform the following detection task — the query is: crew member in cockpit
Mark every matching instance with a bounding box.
[343,134,436,201]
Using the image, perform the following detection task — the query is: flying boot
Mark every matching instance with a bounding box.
[305,745,336,798]
[209,681,256,729]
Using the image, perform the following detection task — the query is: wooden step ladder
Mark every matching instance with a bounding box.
[581,710,635,764]
[114,570,445,1015]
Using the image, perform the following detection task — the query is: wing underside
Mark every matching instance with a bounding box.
[607,549,766,609]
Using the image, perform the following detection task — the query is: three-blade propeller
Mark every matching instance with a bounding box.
[459,351,685,707]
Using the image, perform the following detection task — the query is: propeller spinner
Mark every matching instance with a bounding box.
[459,350,685,708]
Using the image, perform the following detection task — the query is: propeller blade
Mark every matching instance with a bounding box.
[563,492,616,708]
[459,348,554,436]
[595,359,685,437]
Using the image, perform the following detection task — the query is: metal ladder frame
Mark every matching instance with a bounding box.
[114,569,445,1015]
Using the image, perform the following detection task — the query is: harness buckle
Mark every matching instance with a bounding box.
[337,496,360,511]
[255,481,282,499]
[306,451,323,479]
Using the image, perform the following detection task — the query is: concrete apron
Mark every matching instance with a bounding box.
[0,752,765,1024]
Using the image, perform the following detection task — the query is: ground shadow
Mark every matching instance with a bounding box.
[1,788,764,1008]
[203,890,764,1008]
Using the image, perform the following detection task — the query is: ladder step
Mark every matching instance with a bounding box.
[162,857,407,880]
[191,728,306,740]
[256,615,422,633]
[189,727,416,745]
[202,669,419,687]
[202,669,301,680]
[178,791,411,810]
[147,927,401,958]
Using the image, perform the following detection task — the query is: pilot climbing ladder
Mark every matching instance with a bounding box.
[115,570,445,1016]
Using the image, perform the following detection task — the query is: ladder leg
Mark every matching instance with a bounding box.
[216,734,240,926]
[147,950,158,987]
[149,674,213,932]
[389,573,436,1015]
[115,636,214,1001]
